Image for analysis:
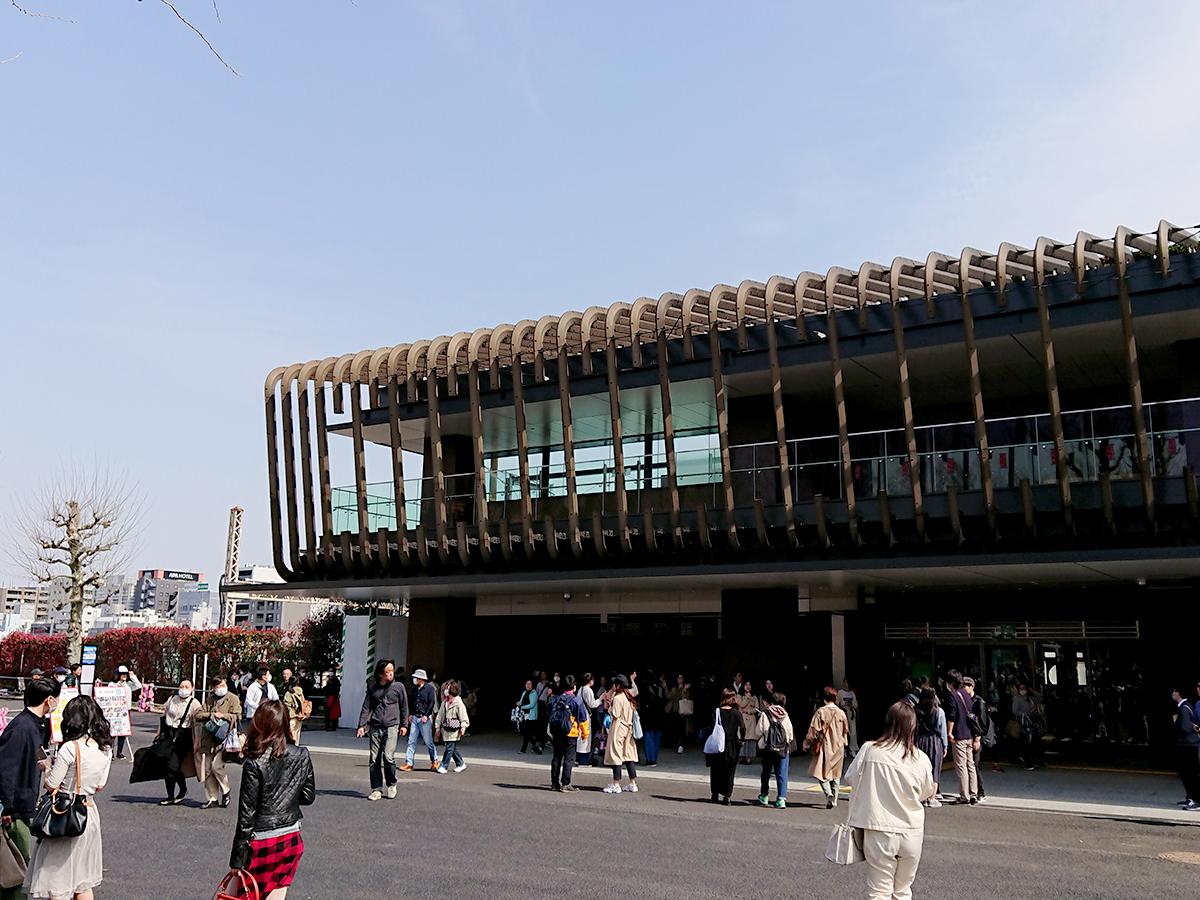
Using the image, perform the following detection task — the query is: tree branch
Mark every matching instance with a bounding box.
[157,0,239,76]
[10,0,74,22]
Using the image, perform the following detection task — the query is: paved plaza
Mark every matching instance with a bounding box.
[79,717,1200,899]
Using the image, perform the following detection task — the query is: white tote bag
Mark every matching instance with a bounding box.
[825,823,865,865]
[702,708,725,755]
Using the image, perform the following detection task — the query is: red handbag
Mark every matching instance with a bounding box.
[213,869,260,900]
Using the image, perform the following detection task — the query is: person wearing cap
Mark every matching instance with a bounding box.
[603,674,640,794]
[112,665,142,759]
[943,671,981,805]
[51,666,69,686]
[402,668,439,772]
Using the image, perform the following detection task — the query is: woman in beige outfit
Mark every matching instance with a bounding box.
[803,686,849,808]
[737,682,760,762]
[603,675,639,793]
[844,702,936,900]
[192,676,242,809]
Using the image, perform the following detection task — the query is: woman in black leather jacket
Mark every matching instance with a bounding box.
[230,700,316,898]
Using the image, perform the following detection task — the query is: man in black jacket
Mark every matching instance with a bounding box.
[1172,688,1200,811]
[402,667,439,773]
[357,659,409,801]
[0,677,60,900]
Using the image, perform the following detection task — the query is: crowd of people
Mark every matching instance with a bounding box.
[505,669,863,808]
[0,663,320,899]
[7,651,1200,900]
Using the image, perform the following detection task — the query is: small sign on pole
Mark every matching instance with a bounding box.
[81,644,98,697]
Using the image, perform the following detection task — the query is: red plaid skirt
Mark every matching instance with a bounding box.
[243,830,304,895]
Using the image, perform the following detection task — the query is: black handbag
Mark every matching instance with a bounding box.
[30,741,89,840]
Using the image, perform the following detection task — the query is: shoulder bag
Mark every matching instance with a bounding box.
[30,741,89,839]
[442,701,462,735]
[825,823,865,865]
[0,823,27,890]
[825,744,867,865]
[703,707,726,754]
[204,703,232,742]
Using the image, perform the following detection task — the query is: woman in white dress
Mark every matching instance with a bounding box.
[25,695,113,900]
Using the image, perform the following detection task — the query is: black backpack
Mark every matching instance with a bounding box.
[766,714,788,754]
[548,695,573,738]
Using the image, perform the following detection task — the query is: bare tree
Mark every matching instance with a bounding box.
[8,467,144,664]
[7,0,238,75]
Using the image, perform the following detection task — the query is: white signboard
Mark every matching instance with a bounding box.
[93,684,132,737]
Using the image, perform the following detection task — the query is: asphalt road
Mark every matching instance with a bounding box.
[89,736,1200,900]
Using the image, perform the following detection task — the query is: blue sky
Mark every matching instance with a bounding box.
[2,2,1198,584]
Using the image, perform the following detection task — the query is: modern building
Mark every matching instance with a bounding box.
[2,586,51,623]
[87,605,173,635]
[231,565,323,631]
[133,569,204,618]
[173,587,219,630]
[249,219,1200,758]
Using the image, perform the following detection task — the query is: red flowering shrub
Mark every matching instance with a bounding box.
[0,632,68,677]
[0,624,331,685]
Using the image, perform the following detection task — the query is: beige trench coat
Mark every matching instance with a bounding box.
[804,702,849,781]
[604,691,638,766]
[192,692,242,781]
[738,694,761,742]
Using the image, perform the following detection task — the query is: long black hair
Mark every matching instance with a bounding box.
[60,696,113,752]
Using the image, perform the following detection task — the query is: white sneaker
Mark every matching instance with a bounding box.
[386,785,397,799]
[622,783,638,793]
[367,790,383,801]
[454,763,467,773]
[437,766,448,774]
[927,798,942,808]
[602,784,621,793]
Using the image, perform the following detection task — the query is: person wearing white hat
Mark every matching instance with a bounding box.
[401,668,439,772]
[112,665,141,759]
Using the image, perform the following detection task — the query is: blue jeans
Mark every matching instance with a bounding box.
[643,730,662,763]
[440,740,463,769]
[406,716,436,765]
[760,751,789,800]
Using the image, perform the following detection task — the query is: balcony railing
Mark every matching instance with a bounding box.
[333,396,1199,532]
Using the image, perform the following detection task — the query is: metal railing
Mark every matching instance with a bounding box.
[332,397,1199,531]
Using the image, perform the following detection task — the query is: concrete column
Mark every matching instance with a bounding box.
[831,613,846,685]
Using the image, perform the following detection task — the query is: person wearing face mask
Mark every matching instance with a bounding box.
[243,666,279,731]
[0,677,60,900]
[156,679,199,805]
[193,676,243,809]
[51,666,69,686]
